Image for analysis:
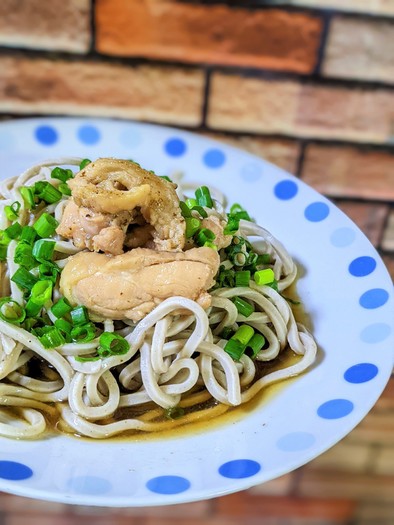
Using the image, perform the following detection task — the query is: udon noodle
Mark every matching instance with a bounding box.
[0,158,317,439]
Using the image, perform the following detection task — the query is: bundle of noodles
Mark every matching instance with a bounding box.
[0,158,317,439]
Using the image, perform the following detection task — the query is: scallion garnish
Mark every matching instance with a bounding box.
[220,326,234,340]
[32,239,56,263]
[159,175,172,182]
[232,296,254,317]
[33,213,59,238]
[11,267,38,291]
[79,159,91,170]
[75,355,101,362]
[195,228,215,246]
[71,323,96,343]
[195,186,213,208]
[38,262,60,283]
[232,325,255,345]
[25,298,42,317]
[5,222,22,240]
[54,318,72,334]
[19,187,35,209]
[254,268,275,286]
[235,270,250,287]
[223,339,245,361]
[179,201,191,218]
[30,280,53,306]
[165,407,185,420]
[51,297,72,318]
[4,201,21,221]
[0,245,7,261]
[20,226,37,245]
[0,298,26,324]
[204,241,217,250]
[185,217,201,239]
[38,327,65,349]
[51,167,73,182]
[70,305,89,326]
[247,333,266,358]
[0,231,10,246]
[185,198,197,209]
[14,242,35,269]
[58,183,71,196]
[97,332,130,358]
[34,181,63,204]
[191,205,208,218]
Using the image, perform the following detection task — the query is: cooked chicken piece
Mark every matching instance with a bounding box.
[201,215,232,250]
[60,247,220,322]
[57,158,185,254]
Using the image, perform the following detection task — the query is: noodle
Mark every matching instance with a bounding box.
[0,158,317,440]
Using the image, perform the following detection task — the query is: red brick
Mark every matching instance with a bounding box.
[0,56,204,126]
[302,144,394,200]
[215,492,356,520]
[96,0,322,74]
[333,200,389,247]
[207,74,394,144]
[202,133,301,174]
[0,0,91,53]
[323,17,394,83]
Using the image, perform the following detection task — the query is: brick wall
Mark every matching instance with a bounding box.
[0,1,393,524]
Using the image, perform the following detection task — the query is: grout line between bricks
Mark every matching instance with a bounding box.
[312,10,332,76]
[89,0,97,54]
[201,68,212,127]
[295,140,307,178]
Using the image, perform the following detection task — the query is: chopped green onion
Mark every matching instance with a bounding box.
[220,326,234,340]
[75,355,100,362]
[38,327,65,349]
[32,239,56,263]
[247,333,266,358]
[70,305,89,326]
[30,280,53,306]
[235,270,250,287]
[19,187,35,209]
[232,296,254,317]
[34,181,63,204]
[159,175,172,182]
[71,323,96,343]
[224,339,246,361]
[204,241,217,250]
[20,226,37,245]
[254,268,275,286]
[185,198,197,209]
[185,217,201,238]
[256,254,271,266]
[195,228,215,246]
[14,242,35,269]
[230,203,244,214]
[224,216,240,235]
[268,279,279,292]
[51,167,73,182]
[165,407,185,420]
[58,182,71,196]
[51,297,72,318]
[79,159,91,170]
[38,262,60,283]
[0,231,11,246]
[5,202,20,221]
[0,298,26,324]
[24,318,37,331]
[233,210,250,221]
[232,324,255,345]
[54,318,72,334]
[179,201,191,218]
[0,245,7,261]
[11,267,38,291]
[5,222,22,240]
[191,205,208,218]
[25,298,42,317]
[233,252,247,266]
[97,332,130,358]
[195,186,213,208]
[33,213,59,238]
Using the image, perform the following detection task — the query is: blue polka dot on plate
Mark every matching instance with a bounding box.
[344,363,379,384]
[330,227,356,248]
[276,432,316,452]
[218,459,261,479]
[274,180,298,200]
[0,461,33,481]
[146,475,190,495]
[359,288,389,309]
[348,256,376,277]
[203,149,226,169]
[164,138,187,157]
[360,323,392,344]
[67,476,112,495]
[35,125,58,146]
[317,399,354,419]
[77,125,101,145]
[304,202,330,222]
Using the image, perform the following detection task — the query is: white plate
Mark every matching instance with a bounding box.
[0,117,392,506]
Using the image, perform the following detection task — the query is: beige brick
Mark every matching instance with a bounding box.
[348,411,394,445]
[298,469,394,501]
[249,472,295,496]
[71,499,211,517]
[203,133,301,174]
[334,200,389,248]
[207,73,394,144]
[374,447,394,475]
[356,501,394,522]
[302,144,394,200]
[307,440,372,473]
[323,17,394,83]
[0,56,204,126]
[381,210,394,251]
[282,0,394,16]
[0,0,91,53]
[0,493,66,514]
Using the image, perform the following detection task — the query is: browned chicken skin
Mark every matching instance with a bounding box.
[57,158,185,255]
[59,247,220,322]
